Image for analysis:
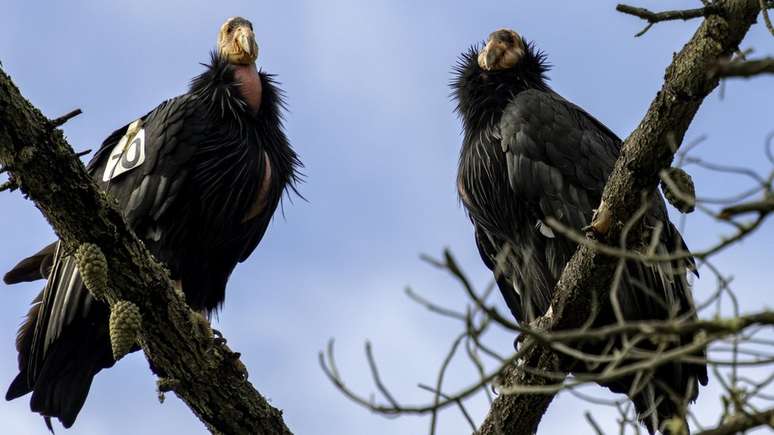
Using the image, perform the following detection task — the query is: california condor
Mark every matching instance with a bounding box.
[4,16,301,429]
[452,29,707,434]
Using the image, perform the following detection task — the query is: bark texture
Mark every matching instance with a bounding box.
[477,1,763,434]
[0,67,292,434]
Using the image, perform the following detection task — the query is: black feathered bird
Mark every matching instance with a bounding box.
[452,29,707,434]
[4,17,301,429]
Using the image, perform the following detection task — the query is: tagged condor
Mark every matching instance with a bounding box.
[4,16,301,429]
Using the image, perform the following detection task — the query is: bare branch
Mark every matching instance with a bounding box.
[719,195,774,218]
[616,3,720,36]
[365,342,401,409]
[694,406,774,435]
[49,108,82,127]
[405,286,467,321]
[616,4,718,22]
[714,57,774,77]
[585,411,607,435]
[545,213,768,264]
[416,384,477,432]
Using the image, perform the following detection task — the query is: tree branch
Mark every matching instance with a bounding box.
[0,67,291,433]
[719,194,774,218]
[713,57,774,77]
[693,406,774,435]
[616,3,720,36]
[477,1,763,433]
[616,4,719,23]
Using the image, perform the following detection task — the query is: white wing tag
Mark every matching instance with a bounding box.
[102,120,146,182]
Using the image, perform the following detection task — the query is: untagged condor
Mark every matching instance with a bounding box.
[4,16,301,429]
[452,29,707,434]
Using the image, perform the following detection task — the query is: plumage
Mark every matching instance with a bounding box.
[452,30,707,434]
[4,18,301,429]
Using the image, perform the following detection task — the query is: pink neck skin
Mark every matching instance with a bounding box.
[233,63,262,115]
[233,63,272,222]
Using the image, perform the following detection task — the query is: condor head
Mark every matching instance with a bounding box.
[218,17,259,65]
[477,29,525,71]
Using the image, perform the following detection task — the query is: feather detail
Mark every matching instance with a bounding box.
[451,41,550,133]
[190,51,249,123]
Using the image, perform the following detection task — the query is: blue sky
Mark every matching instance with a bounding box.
[1,1,772,434]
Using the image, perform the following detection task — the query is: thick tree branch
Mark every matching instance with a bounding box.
[0,67,291,433]
[477,1,763,434]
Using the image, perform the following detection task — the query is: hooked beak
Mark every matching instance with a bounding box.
[237,28,254,56]
[477,36,523,71]
[484,41,500,68]
[235,26,258,61]
[478,40,504,71]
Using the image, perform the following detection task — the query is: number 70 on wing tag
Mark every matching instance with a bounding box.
[102,119,146,182]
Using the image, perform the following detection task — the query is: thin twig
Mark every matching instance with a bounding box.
[545,213,768,263]
[420,252,519,331]
[417,384,477,432]
[585,411,606,435]
[405,287,467,321]
[365,341,401,409]
[429,333,466,435]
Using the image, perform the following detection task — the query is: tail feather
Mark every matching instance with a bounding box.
[4,242,57,284]
[591,222,707,434]
[5,244,114,430]
[9,311,112,429]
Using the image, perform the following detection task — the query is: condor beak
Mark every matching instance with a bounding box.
[477,35,523,71]
[236,27,257,58]
[485,43,499,69]
[479,40,503,70]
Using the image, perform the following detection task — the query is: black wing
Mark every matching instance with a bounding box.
[5,94,203,422]
[480,89,619,319]
[496,89,707,428]
[499,89,619,230]
[88,94,201,237]
[37,93,201,357]
[498,89,698,317]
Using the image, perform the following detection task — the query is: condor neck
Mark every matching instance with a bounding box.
[232,63,263,115]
